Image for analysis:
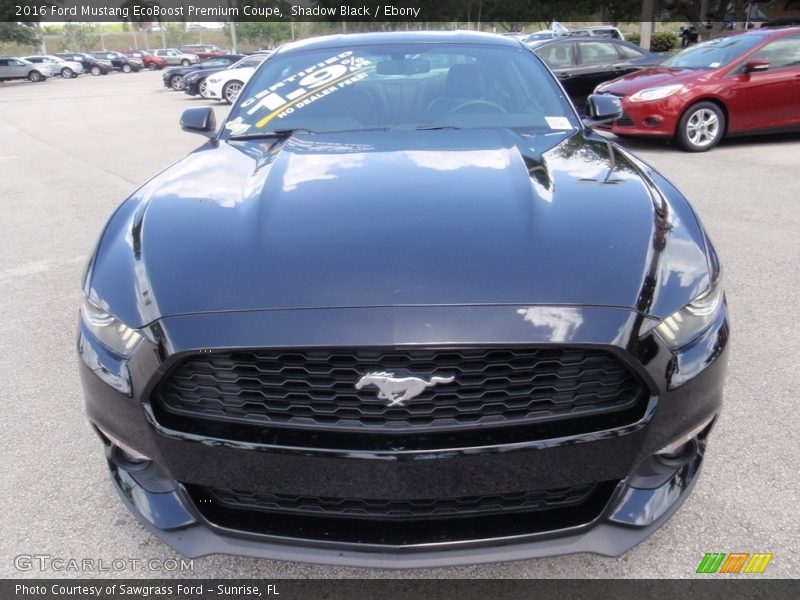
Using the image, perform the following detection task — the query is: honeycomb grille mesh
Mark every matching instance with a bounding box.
[201,483,598,520]
[155,347,644,431]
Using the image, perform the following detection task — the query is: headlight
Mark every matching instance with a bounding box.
[655,282,724,349]
[80,296,142,357]
[629,84,684,103]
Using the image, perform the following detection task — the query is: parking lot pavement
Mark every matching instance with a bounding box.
[1,71,798,579]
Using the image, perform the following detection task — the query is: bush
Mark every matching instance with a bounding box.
[650,31,679,52]
[624,31,678,52]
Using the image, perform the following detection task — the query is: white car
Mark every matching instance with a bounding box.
[23,55,84,78]
[204,55,268,104]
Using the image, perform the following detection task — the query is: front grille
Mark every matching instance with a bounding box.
[202,483,596,520]
[154,347,646,438]
[185,481,619,546]
[616,111,635,127]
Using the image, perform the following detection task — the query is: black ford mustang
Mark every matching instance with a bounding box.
[78,32,728,568]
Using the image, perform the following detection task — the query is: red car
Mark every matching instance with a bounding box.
[180,45,228,60]
[596,27,800,151]
[124,50,166,71]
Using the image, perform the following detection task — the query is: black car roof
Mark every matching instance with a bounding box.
[277,30,521,55]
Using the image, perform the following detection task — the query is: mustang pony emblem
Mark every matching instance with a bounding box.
[355,372,455,407]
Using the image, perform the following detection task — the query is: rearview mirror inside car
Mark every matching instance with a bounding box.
[376,57,430,76]
[180,107,216,138]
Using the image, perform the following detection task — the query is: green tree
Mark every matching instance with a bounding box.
[164,22,190,48]
[0,22,39,45]
[59,23,98,52]
[233,22,292,49]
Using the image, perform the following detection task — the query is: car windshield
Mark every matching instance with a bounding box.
[224,43,578,138]
[661,34,765,69]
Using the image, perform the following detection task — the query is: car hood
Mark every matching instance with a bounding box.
[208,67,254,81]
[90,129,712,327]
[185,67,225,81]
[597,66,712,95]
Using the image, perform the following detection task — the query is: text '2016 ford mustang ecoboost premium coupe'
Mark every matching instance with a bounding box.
[78,32,729,568]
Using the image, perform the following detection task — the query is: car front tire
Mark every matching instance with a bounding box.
[181,59,191,66]
[170,75,185,91]
[90,65,101,76]
[28,70,43,82]
[148,63,157,71]
[122,64,132,73]
[198,78,208,98]
[61,67,74,78]
[676,101,725,152]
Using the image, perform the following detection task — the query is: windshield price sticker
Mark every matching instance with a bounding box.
[240,52,373,128]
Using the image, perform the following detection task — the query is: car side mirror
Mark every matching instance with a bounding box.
[582,93,623,127]
[744,60,769,73]
[180,107,217,139]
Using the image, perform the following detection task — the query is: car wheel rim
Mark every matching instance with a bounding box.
[226,83,242,103]
[686,109,720,148]
[173,77,185,90]
[30,72,40,81]
[199,80,208,96]
[91,67,100,75]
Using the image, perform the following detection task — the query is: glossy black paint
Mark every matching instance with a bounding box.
[86,128,713,329]
[54,52,111,75]
[90,51,141,73]
[80,31,728,565]
[534,38,664,111]
[182,67,227,96]
[162,54,246,88]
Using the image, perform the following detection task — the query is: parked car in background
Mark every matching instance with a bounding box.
[595,27,800,151]
[677,24,701,47]
[534,37,664,111]
[564,26,625,40]
[22,55,83,78]
[204,54,268,103]
[181,55,249,97]
[0,56,51,81]
[55,52,112,76]
[91,51,142,73]
[151,48,200,67]
[181,44,227,60]
[124,50,166,71]
[163,54,245,91]
[128,57,144,71]
[523,30,562,46]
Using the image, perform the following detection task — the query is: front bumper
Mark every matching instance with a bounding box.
[204,82,222,99]
[184,79,201,96]
[599,95,685,138]
[79,304,728,566]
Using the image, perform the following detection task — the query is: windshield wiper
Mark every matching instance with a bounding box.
[228,128,315,141]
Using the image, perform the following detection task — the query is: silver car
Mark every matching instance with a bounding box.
[23,55,84,78]
[0,57,52,82]
[151,48,199,66]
